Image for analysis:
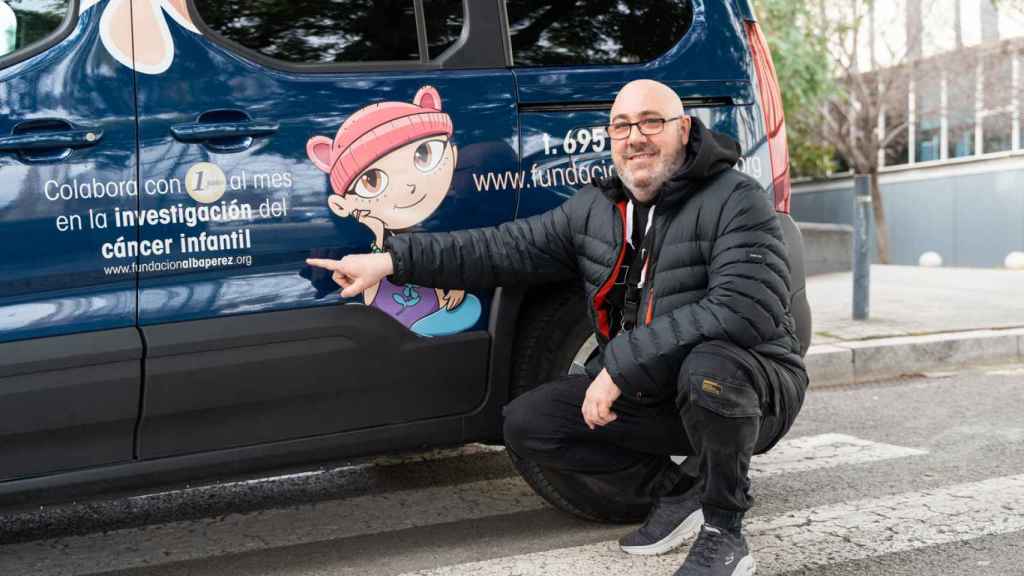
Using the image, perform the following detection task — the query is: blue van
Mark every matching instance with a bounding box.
[0,0,809,514]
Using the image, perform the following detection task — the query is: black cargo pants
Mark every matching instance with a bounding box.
[502,340,807,530]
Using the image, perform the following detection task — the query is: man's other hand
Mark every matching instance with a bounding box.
[306,253,394,298]
[582,368,622,430]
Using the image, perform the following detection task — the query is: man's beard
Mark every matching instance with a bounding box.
[616,146,685,203]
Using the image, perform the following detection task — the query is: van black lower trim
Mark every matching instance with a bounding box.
[0,328,142,482]
[137,305,489,459]
[0,416,463,508]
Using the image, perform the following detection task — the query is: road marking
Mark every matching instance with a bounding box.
[986,367,1024,376]
[0,434,926,575]
[399,474,1024,576]
[748,433,927,477]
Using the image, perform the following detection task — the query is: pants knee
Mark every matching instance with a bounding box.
[501,396,533,455]
[678,341,762,420]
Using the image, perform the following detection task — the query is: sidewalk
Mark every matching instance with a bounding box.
[804,265,1024,386]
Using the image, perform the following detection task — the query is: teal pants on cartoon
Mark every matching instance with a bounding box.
[411,294,482,336]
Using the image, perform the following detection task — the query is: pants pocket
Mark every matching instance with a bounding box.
[689,370,762,419]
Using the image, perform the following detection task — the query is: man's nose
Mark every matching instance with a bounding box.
[626,123,648,146]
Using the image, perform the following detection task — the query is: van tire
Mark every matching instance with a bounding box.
[506,286,648,524]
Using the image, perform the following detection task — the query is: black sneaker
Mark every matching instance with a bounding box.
[618,492,704,555]
[672,524,756,576]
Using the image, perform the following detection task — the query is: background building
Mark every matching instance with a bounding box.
[791,0,1024,267]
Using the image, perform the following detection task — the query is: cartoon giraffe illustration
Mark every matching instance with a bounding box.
[306,86,482,336]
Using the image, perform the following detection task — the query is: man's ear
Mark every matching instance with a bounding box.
[307,136,334,173]
[679,115,692,146]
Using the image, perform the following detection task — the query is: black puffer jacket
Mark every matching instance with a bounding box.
[386,118,805,403]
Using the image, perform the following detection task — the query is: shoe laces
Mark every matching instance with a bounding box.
[691,525,725,567]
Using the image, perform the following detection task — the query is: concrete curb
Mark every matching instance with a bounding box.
[806,327,1024,387]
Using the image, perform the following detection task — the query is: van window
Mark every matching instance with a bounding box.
[193,0,421,64]
[505,0,694,67]
[425,0,464,59]
[0,0,70,59]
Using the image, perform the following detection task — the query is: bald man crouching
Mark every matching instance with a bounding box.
[308,80,808,576]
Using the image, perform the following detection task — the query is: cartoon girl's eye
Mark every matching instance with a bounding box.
[352,169,388,198]
[414,140,446,173]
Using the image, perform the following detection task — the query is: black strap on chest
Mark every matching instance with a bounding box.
[621,222,655,331]
[609,204,655,334]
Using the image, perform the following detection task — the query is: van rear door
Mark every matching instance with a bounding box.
[507,0,771,219]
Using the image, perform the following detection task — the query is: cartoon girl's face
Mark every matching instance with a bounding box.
[328,135,458,230]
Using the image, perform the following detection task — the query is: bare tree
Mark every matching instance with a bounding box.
[801,0,1011,264]
[804,0,911,263]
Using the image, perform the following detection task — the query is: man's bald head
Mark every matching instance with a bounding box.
[609,79,691,203]
[611,79,685,121]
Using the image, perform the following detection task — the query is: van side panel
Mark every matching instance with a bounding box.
[0,6,142,480]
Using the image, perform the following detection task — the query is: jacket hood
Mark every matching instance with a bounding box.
[597,117,741,206]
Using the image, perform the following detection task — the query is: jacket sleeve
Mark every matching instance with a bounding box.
[604,180,792,400]
[383,193,584,292]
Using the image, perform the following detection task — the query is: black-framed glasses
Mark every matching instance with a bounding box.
[607,116,683,140]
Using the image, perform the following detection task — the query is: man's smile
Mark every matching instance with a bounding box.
[626,151,657,161]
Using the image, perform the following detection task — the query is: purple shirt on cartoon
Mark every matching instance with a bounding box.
[372,278,440,328]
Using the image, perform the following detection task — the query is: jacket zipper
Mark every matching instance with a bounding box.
[644,281,655,325]
[641,208,660,326]
[592,200,629,339]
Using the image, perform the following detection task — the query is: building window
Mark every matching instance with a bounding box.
[884,73,909,163]
[981,49,1013,153]
[506,0,694,67]
[915,67,941,162]
[983,114,1012,152]
[946,53,977,158]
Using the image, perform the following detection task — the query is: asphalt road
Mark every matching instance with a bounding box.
[1,362,1022,576]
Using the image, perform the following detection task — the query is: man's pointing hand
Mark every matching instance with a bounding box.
[305,253,394,298]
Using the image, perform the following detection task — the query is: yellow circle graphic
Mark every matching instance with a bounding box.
[185,162,227,204]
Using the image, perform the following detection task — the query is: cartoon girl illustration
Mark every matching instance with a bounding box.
[306,86,481,336]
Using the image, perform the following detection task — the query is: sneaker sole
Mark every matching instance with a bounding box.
[619,508,704,556]
[728,554,756,575]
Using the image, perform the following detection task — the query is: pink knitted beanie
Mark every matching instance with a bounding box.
[307,86,453,195]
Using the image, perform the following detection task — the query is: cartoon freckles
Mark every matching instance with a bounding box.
[307,86,479,335]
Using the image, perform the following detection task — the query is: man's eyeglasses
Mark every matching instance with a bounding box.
[606,116,683,140]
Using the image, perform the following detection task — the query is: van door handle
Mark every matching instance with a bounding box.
[0,129,103,152]
[0,120,104,163]
[170,121,279,143]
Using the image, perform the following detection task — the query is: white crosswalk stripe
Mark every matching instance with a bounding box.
[399,474,1024,576]
[748,433,927,477]
[0,434,931,576]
